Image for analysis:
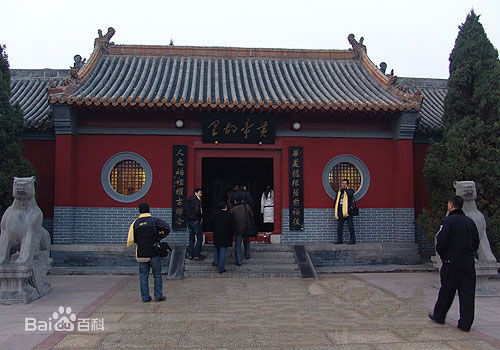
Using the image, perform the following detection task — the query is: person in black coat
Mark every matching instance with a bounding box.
[184,188,205,260]
[429,195,480,332]
[334,179,356,244]
[127,202,170,302]
[230,184,255,208]
[210,201,235,273]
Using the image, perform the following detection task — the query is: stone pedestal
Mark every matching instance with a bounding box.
[431,254,442,270]
[0,255,52,305]
[475,261,500,297]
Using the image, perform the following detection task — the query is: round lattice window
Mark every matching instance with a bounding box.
[328,162,362,192]
[322,155,370,200]
[101,152,152,203]
[110,160,146,195]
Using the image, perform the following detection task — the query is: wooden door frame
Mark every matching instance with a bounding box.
[193,141,282,234]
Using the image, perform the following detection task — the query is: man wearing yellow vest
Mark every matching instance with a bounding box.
[127,202,170,302]
[334,179,356,244]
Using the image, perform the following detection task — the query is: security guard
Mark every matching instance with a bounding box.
[429,195,479,331]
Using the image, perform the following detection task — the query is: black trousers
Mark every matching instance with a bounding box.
[336,215,355,243]
[433,260,476,330]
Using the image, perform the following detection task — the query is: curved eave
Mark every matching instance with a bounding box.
[50,95,420,113]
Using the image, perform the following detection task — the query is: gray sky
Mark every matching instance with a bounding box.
[2,0,499,79]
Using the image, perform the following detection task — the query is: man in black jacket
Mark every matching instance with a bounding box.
[229,184,255,207]
[210,201,235,273]
[429,195,480,331]
[127,202,170,302]
[185,188,205,260]
[334,179,356,244]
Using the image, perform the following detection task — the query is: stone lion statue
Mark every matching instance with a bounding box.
[0,177,51,265]
[454,181,497,263]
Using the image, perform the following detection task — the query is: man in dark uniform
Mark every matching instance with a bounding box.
[429,195,479,332]
[127,202,170,302]
[334,179,356,244]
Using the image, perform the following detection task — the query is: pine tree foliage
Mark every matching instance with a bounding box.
[420,10,500,259]
[0,44,37,215]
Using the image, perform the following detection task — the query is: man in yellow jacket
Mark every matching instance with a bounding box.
[334,179,356,244]
[127,202,170,302]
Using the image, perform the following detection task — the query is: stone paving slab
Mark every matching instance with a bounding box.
[29,274,500,349]
[0,275,126,350]
[1,272,499,349]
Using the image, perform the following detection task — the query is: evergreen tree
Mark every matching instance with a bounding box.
[0,44,37,215]
[420,10,500,259]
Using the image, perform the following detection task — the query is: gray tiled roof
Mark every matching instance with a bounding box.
[398,77,447,134]
[55,54,419,112]
[11,30,446,135]
[49,33,424,113]
[10,69,68,130]
[10,68,447,136]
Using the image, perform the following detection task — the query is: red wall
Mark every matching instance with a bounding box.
[280,137,415,209]
[55,134,200,208]
[23,140,55,218]
[54,133,415,210]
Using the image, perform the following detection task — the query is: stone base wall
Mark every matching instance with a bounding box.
[306,243,421,266]
[53,207,415,245]
[53,207,189,244]
[281,208,415,243]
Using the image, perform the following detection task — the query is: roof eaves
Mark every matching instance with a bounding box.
[348,34,423,111]
[48,27,116,102]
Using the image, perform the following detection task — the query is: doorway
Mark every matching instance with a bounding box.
[201,157,273,232]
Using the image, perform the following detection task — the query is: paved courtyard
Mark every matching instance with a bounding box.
[0,272,499,349]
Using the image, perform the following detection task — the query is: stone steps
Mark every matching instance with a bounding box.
[48,242,424,277]
[184,244,300,278]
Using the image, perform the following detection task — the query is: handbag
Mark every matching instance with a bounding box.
[152,217,172,257]
[154,241,172,257]
[244,204,258,237]
[350,198,360,216]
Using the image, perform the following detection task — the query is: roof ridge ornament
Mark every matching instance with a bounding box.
[347,34,366,55]
[347,34,423,107]
[68,54,86,83]
[94,27,115,52]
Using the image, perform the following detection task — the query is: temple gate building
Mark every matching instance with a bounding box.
[10,28,447,263]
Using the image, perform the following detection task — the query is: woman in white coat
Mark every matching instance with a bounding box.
[261,185,274,233]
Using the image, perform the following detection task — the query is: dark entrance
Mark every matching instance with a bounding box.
[201,157,273,232]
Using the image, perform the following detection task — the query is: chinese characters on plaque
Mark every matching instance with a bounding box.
[202,114,275,144]
[289,146,304,230]
[172,145,187,230]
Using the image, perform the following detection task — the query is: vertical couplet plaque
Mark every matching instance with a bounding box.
[289,146,304,230]
[172,145,188,230]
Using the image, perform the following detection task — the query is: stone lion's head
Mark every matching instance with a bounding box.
[12,176,36,200]
[453,181,476,201]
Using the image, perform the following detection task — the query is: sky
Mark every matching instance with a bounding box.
[1,0,499,79]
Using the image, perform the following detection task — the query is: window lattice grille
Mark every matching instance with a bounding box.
[110,160,146,195]
[328,162,361,192]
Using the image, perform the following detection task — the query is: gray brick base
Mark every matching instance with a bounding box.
[53,207,415,245]
[281,208,415,243]
[53,207,189,244]
[414,220,435,260]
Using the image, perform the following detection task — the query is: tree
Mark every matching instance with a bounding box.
[0,44,37,215]
[420,10,500,259]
